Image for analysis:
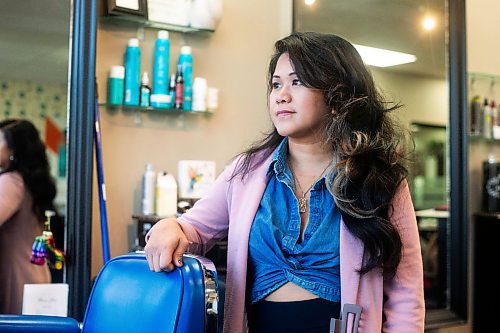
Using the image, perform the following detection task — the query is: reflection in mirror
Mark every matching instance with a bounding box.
[0,0,71,305]
[294,0,467,328]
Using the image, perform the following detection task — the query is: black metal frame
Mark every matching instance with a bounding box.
[107,0,148,18]
[66,0,97,321]
[424,0,468,328]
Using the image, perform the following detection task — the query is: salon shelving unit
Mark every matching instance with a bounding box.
[468,71,500,331]
[98,15,215,117]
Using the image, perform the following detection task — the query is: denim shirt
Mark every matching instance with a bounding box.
[248,138,341,304]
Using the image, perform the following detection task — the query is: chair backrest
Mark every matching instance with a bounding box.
[81,253,218,333]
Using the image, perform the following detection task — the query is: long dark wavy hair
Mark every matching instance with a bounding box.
[233,32,409,278]
[0,119,56,223]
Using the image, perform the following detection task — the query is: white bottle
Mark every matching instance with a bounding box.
[192,77,207,112]
[156,172,178,217]
[141,163,156,215]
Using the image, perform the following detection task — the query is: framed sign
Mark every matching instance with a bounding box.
[107,0,148,18]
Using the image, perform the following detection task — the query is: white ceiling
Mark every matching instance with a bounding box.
[294,0,447,78]
[0,0,71,84]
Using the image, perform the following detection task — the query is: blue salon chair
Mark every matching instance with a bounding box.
[0,253,219,333]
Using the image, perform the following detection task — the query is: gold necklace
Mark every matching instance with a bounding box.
[289,161,331,213]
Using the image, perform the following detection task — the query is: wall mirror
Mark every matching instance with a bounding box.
[294,0,467,329]
[0,0,96,319]
[0,0,70,295]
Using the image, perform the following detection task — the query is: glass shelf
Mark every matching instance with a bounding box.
[100,15,214,34]
[100,103,213,116]
[469,134,500,143]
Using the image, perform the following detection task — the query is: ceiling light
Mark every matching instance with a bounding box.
[422,16,437,31]
[353,44,417,67]
[304,0,315,5]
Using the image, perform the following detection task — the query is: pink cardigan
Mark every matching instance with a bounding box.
[178,152,425,333]
[0,172,51,314]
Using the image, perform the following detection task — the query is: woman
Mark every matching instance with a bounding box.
[145,32,424,332]
[0,119,56,314]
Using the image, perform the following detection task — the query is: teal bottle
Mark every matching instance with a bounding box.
[151,30,170,108]
[140,72,151,107]
[178,46,193,110]
[124,38,141,106]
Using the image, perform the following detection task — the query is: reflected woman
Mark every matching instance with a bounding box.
[0,119,56,314]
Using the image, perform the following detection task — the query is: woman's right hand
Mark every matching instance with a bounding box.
[144,218,190,272]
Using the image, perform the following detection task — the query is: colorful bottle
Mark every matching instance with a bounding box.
[107,65,125,105]
[470,95,482,136]
[174,65,184,109]
[492,100,500,139]
[141,163,156,215]
[178,46,193,110]
[168,74,176,109]
[151,30,170,108]
[483,98,492,139]
[140,72,151,107]
[124,38,141,106]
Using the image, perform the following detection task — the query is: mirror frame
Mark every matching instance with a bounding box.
[292,0,468,329]
[424,0,468,328]
[66,0,96,320]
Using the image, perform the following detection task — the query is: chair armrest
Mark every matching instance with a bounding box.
[0,314,80,333]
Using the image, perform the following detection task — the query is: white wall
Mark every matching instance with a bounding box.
[372,69,448,127]
[92,0,293,274]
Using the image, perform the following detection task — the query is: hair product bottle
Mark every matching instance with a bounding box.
[107,65,125,105]
[141,163,156,215]
[483,98,492,139]
[156,172,178,217]
[151,30,170,108]
[174,65,184,109]
[470,95,482,136]
[192,77,207,112]
[140,72,151,107]
[168,74,176,109]
[178,46,193,110]
[207,87,219,112]
[124,38,141,106]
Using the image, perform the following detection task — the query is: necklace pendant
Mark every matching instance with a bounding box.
[298,197,307,213]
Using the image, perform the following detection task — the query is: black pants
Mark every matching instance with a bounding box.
[248,298,341,333]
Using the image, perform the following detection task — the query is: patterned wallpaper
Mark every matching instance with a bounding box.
[0,80,67,130]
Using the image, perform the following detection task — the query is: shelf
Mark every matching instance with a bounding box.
[100,103,213,116]
[100,15,214,34]
[469,134,500,143]
[468,72,500,82]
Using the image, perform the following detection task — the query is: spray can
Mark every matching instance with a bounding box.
[470,95,482,136]
[151,30,170,108]
[483,98,492,139]
[141,163,156,215]
[124,38,141,106]
[178,46,193,110]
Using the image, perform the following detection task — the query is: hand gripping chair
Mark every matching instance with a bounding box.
[0,253,219,333]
